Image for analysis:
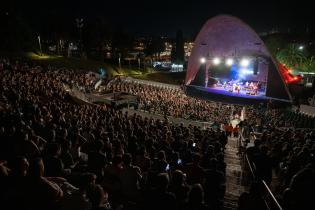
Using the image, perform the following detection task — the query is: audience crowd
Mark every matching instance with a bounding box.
[0,57,314,210]
[246,118,315,210]
[100,78,242,124]
[240,110,315,210]
[0,58,228,210]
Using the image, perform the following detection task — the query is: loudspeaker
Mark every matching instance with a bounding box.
[253,59,259,75]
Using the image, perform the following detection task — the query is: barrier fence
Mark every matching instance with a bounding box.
[239,126,283,210]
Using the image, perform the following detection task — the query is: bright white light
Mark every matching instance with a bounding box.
[240,58,250,67]
[200,57,206,63]
[212,57,221,65]
[240,68,254,75]
[171,64,183,68]
[298,45,304,50]
[225,58,234,66]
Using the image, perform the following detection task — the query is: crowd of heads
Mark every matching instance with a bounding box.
[241,110,315,210]
[1,57,314,210]
[0,58,229,210]
[250,128,315,210]
[100,78,241,124]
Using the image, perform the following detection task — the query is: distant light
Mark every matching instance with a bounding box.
[212,57,221,65]
[240,58,250,67]
[298,45,304,50]
[171,64,183,68]
[200,57,206,63]
[225,58,234,66]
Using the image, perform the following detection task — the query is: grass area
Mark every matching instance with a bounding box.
[133,71,185,85]
[25,52,117,73]
[1,51,185,85]
[114,67,145,76]
[24,52,149,77]
[1,51,117,74]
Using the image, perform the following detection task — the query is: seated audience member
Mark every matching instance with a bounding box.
[87,184,112,210]
[87,140,107,181]
[237,182,266,210]
[182,184,210,210]
[183,153,205,185]
[169,170,189,205]
[44,143,65,177]
[144,173,176,210]
[204,158,225,209]
[25,158,63,210]
[120,153,142,201]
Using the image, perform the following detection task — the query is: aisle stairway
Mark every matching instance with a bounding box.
[223,137,247,210]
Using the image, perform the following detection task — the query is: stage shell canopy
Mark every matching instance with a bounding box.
[186,15,293,102]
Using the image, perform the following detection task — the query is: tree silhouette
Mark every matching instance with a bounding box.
[144,36,165,60]
[83,16,112,59]
[0,12,35,51]
[171,30,185,64]
[276,44,306,67]
[111,27,133,60]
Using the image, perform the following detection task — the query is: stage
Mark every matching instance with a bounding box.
[186,85,291,105]
[204,83,266,99]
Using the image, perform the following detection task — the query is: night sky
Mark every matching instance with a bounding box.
[4,0,313,38]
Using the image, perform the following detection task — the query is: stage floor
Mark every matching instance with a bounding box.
[187,85,291,104]
[196,86,267,99]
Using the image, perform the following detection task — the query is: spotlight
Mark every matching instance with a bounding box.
[298,45,304,50]
[240,58,250,67]
[212,57,221,65]
[225,58,234,66]
[200,57,206,63]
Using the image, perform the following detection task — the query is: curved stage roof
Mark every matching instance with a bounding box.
[185,15,294,103]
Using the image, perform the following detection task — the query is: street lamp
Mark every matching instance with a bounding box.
[118,53,121,69]
[200,57,207,87]
[76,18,84,56]
[138,57,141,69]
[38,35,42,56]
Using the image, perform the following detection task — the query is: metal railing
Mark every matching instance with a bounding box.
[239,127,283,210]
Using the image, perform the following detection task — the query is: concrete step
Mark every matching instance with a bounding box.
[223,194,239,210]
[223,137,245,210]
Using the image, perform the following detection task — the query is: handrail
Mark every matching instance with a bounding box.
[240,126,283,210]
[245,153,255,179]
[262,180,283,210]
[245,153,283,210]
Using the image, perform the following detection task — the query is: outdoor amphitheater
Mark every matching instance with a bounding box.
[1,13,315,210]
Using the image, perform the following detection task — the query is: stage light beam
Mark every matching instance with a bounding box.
[200,57,206,63]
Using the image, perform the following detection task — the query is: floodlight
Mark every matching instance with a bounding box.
[200,57,206,63]
[240,58,250,67]
[213,57,221,65]
[225,58,234,66]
